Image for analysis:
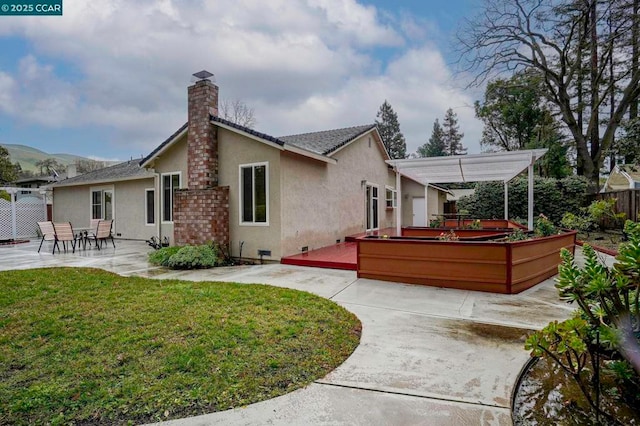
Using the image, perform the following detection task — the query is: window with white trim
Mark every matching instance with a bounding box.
[385,187,397,209]
[240,162,268,225]
[145,189,155,225]
[91,189,113,220]
[161,172,181,222]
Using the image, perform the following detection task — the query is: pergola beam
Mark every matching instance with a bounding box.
[387,149,547,231]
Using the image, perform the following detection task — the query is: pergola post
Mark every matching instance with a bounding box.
[424,185,430,226]
[395,169,402,236]
[504,181,509,220]
[528,163,534,230]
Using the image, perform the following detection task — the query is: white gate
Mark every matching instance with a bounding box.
[0,187,48,240]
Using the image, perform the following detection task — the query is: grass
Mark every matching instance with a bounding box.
[0,268,361,425]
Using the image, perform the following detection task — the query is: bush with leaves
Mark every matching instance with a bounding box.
[148,243,228,269]
[0,190,10,202]
[560,211,594,235]
[148,246,181,267]
[525,220,640,420]
[588,198,626,231]
[457,175,589,224]
[166,245,218,269]
[534,214,557,237]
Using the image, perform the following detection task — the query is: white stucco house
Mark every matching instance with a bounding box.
[52,73,446,260]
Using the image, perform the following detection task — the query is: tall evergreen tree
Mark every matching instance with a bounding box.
[442,108,466,155]
[375,100,407,159]
[417,119,447,157]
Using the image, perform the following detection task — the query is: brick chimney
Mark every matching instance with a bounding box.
[174,71,230,247]
[187,73,219,189]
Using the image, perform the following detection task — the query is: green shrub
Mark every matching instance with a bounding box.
[507,228,529,241]
[148,246,181,267]
[166,245,218,269]
[534,214,557,237]
[456,175,589,224]
[0,190,10,201]
[588,198,626,230]
[560,211,593,233]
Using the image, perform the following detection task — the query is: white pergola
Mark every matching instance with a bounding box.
[387,149,548,234]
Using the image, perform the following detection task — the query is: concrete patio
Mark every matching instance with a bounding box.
[0,239,591,425]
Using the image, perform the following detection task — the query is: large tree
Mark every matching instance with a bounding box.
[458,0,640,191]
[475,70,547,151]
[35,158,65,176]
[442,108,466,155]
[417,119,447,157]
[375,100,407,159]
[0,146,17,184]
[219,98,256,128]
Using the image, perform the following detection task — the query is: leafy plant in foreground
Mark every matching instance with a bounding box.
[525,220,640,421]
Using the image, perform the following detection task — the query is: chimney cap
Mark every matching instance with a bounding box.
[193,70,214,81]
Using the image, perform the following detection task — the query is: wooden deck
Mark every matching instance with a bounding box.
[280,228,397,270]
[281,242,357,270]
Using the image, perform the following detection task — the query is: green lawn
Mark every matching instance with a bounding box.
[0,268,361,425]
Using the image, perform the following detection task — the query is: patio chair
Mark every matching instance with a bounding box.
[37,221,56,254]
[88,219,115,250]
[86,219,101,248]
[52,222,77,254]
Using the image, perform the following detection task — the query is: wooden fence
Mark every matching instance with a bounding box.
[588,189,640,223]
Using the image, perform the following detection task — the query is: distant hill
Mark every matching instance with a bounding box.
[1,144,98,172]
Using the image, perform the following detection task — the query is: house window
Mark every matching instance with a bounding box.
[162,173,181,222]
[145,189,155,225]
[240,162,268,225]
[91,189,113,220]
[385,187,397,209]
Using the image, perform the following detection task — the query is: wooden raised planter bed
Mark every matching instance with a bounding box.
[357,228,577,294]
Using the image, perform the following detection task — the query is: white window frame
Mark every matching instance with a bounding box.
[161,172,181,224]
[239,162,269,226]
[89,185,115,222]
[145,188,155,226]
[385,186,397,209]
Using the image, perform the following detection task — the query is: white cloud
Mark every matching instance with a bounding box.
[0,0,484,156]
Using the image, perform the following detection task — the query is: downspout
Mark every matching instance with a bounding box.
[154,171,161,241]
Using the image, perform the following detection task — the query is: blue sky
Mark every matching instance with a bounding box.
[0,0,484,161]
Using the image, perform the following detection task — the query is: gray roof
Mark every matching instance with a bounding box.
[53,160,154,187]
[279,124,377,155]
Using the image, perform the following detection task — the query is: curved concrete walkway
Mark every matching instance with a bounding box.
[0,240,586,425]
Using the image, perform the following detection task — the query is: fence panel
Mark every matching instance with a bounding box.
[0,188,47,240]
[588,189,639,227]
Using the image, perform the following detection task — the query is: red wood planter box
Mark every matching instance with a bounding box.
[356,230,577,294]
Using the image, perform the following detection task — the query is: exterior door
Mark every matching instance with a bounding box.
[366,184,379,231]
[413,197,425,227]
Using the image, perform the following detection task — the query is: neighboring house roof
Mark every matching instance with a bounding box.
[602,164,640,192]
[279,124,377,156]
[619,164,640,181]
[15,176,57,185]
[52,160,154,187]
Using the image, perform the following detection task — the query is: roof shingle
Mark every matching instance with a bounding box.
[52,160,154,187]
[279,124,377,155]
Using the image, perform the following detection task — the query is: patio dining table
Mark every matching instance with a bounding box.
[73,227,93,250]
